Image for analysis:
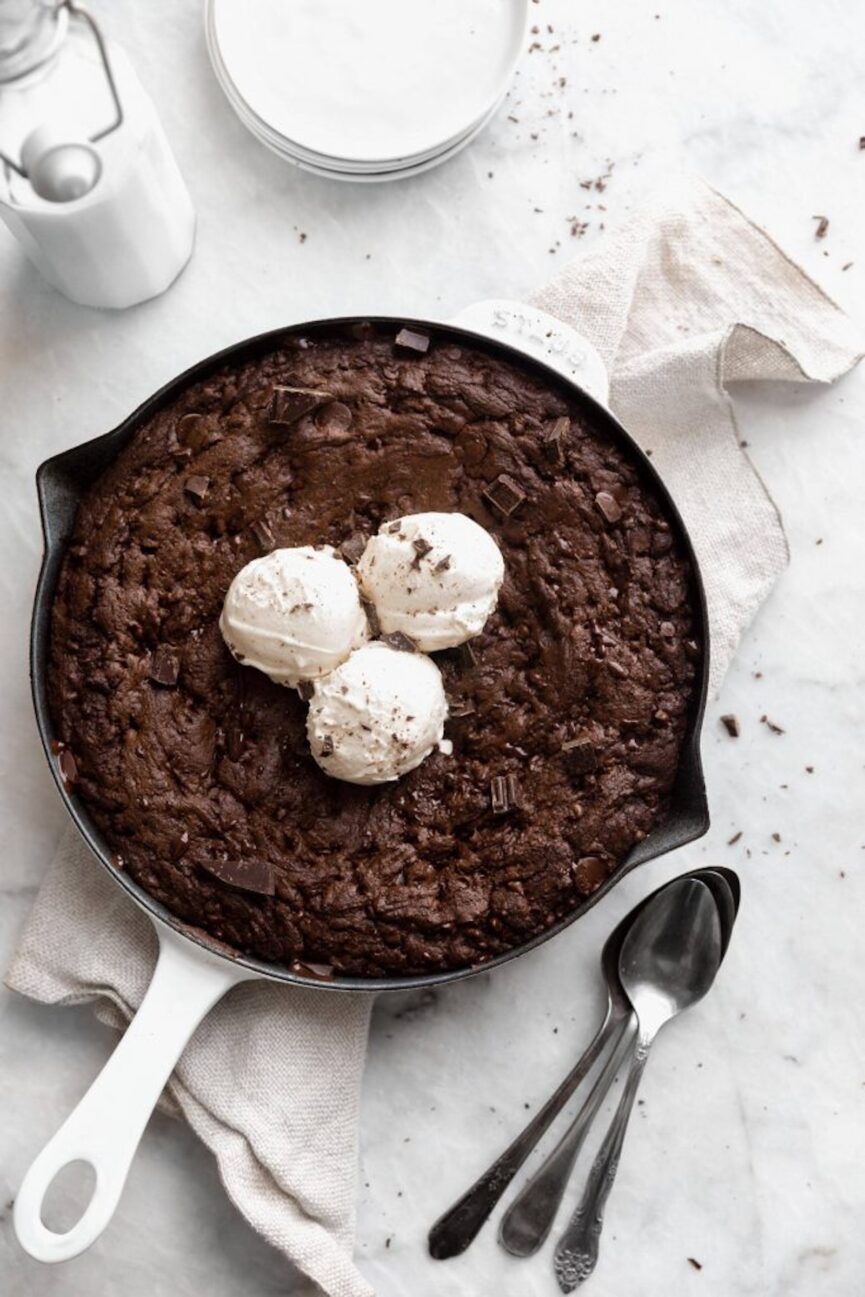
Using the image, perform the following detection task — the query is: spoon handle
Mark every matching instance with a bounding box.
[553,1032,652,1291]
[498,1012,636,1257]
[428,1006,623,1259]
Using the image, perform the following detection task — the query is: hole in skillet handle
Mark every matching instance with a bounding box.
[39,1160,97,1234]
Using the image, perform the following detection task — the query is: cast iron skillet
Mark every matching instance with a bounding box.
[17,307,709,1263]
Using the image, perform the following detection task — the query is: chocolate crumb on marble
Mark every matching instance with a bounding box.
[720,714,740,737]
[47,328,699,976]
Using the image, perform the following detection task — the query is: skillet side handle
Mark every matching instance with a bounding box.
[14,925,248,1263]
[449,299,610,407]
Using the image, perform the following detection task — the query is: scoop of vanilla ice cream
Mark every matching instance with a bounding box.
[356,512,504,652]
[307,641,449,784]
[220,546,369,687]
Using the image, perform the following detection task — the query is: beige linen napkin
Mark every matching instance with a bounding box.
[6,177,863,1297]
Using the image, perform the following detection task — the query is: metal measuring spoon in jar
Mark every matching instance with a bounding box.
[553,876,723,1291]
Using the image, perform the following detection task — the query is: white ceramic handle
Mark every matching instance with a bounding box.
[450,299,610,407]
[14,924,247,1262]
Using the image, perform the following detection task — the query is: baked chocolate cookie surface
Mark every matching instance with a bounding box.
[47,324,700,976]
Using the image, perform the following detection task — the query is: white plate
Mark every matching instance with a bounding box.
[209,0,527,165]
[235,93,504,183]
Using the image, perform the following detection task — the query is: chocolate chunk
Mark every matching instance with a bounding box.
[720,714,740,738]
[490,773,520,815]
[269,386,331,427]
[176,412,208,449]
[200,857,275,896]
[296,680,315,701]
[544,416,570,465]
[574,854,607,891]
[361,598,381,637]
[58,748,78,784]
[434,555,452,574]
[315,400,353,432]
[340,532,367,564]
[320,734,335,756]
[761,714,785,735]
[169,831,190,861]
[251,520,275,552]
[149,648,179,687]
[394,327,430,354]
[225,720,246,761]
[813,215,829,240]
[381,631,419,653]
[595,490,622,524]
[562,737,597,774]
[482,473,526,519]
[184,474,210,502]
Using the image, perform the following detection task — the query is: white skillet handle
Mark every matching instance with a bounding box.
[450,299,610,407]
[14,924,248,1263]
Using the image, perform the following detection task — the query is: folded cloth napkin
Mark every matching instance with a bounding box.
[6,176,863,1297]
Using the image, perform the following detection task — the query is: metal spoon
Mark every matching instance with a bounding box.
[428,901,637,1259]
[553,877,723,1291]
[498,869,736,1257]
[428,868,737,1261]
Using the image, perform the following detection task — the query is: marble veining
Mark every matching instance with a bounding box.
[1,0,864,1294]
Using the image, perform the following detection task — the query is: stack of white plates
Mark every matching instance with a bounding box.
[205,0,528,182]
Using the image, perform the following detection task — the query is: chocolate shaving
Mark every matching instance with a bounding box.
[490,773,520,815]
[200,857,275,896]
[720,714,740,738]
[482,473,526,519]
[184,474,210,502]
[562,737,597,774]
[296,680,315,701]
[361,598,381,637]
[687,1258,703,1272]
[459,640,478,668]
[544,416,570,465]
[595,490,622,524]
[434,555,452,574]
[149,648,179,687]
[728,830,742,845]
[812,215,829,240]
[394,327,430,354]
[340,532,367,564]
[381,631,419,653]
[411,536,433,567]
[761,714,785,735]
[58,748,78,784]
[320,734,335,756]
[251,520,275,552]
[269,386,331,427]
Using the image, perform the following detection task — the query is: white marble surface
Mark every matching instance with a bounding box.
[2,0,865,1293]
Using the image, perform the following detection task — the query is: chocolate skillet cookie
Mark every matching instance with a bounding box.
[47,324,700,976]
